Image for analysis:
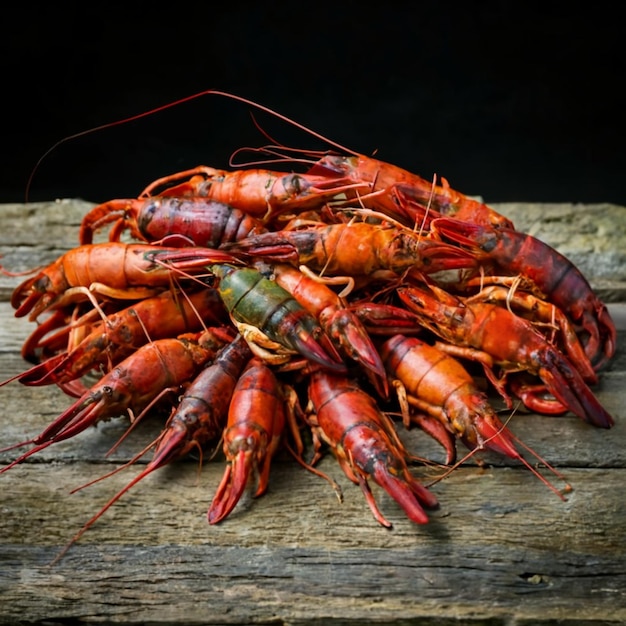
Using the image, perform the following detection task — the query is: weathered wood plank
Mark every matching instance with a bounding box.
[0,200,625,625]
[0,463,624,625]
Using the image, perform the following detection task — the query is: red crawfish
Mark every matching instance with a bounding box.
[0,330,226,473]
[10,241,236,320]
[7,286,227,388]
[431,216,617,372]
[306,153,515,230]
[379,334,520,463]
[79,197,268,246]
[223,220,477,279]
[458,284,598,386]
[137,164,367,227]
[208,356,286,523]
[306,369,439,528]
[397,282,614,429]
[49,333,253,563]
[378,334,571,497]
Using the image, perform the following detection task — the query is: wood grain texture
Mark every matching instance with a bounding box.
[0,200,624,625]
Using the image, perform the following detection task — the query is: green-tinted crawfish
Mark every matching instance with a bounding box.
[209,263,346,372]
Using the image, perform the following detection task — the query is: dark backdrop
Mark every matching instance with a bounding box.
[3,3,625,206]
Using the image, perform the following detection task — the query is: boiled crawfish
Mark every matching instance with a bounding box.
[0,90,617,562]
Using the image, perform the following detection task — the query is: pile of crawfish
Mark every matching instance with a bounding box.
[0,100,617,558]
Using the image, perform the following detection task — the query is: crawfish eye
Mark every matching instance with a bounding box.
[180,411,199,427]
[284,173,305,195]
[92,385,114,403]
[144,200,159,218]
[33,275,53,292]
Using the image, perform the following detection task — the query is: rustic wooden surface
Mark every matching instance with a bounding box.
[0,200,625,625]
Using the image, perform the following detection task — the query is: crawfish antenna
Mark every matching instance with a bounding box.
[25,96,206,202]
[26,89,359,203]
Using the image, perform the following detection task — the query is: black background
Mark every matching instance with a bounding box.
[3,2,625,206]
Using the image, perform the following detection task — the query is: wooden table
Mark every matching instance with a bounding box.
[0,200,624,625]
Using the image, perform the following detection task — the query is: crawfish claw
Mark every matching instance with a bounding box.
[368,458,438,527]
[208,449,255,524]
